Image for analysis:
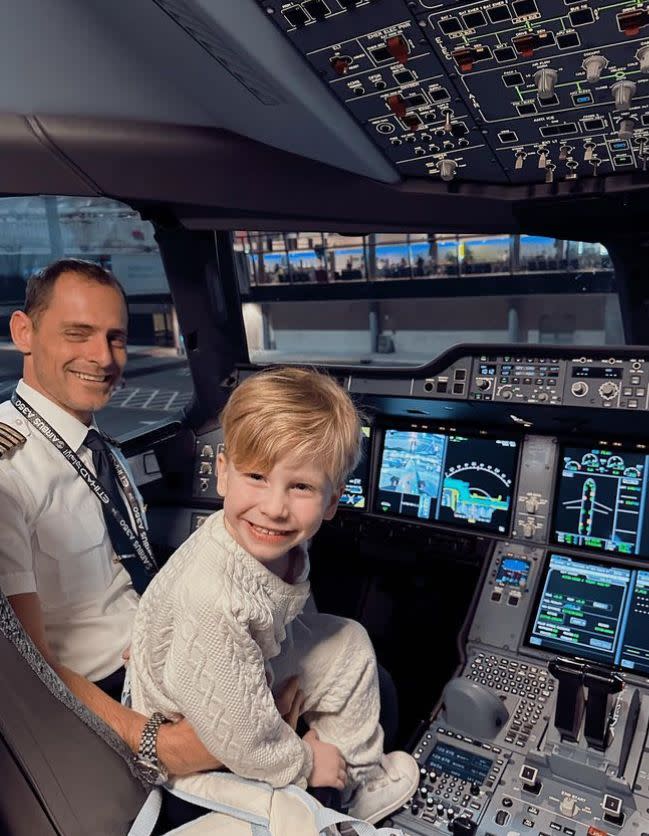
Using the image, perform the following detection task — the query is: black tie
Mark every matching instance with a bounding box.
[84,429,150,593]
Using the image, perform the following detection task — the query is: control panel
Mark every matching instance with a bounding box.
[262,0,649,183]
[383,347,649,410]
[391,542,649,836]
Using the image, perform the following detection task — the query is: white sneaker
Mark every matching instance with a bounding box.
[346,751,419,824]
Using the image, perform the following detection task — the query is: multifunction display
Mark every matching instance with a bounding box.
[339,426,371,510]
[553,446,649,556]
[375,430,518,533]
[426,742,492,785]
[527,553,649,676]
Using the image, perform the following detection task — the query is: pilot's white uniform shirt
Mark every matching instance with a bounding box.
[0,379,140,681]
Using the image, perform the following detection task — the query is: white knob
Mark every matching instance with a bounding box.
[559,797,578,818]
[534,67,558,100]
[637,45,649,73]
[582,55,608,83]
[618,118,636,139]
[525,496,539,514]
[439,158,458,181]
[611,79,636,110]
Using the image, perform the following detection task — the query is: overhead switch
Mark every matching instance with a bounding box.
[582,54,608,83]
[513,30,552,58]
[439,158,458,181]
[330,55,352,76]
[387,94,407,118]
[534,67,558,100]
[617,7,649,36]
[452,46,478,72]
[386,35,409,65]
[611,79,636,110]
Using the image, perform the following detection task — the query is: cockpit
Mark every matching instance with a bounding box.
[3,0,649,834]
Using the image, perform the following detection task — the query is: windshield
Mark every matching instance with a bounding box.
[234,232,622,367]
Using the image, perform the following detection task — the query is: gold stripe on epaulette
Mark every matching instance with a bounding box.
[0,423,27,457]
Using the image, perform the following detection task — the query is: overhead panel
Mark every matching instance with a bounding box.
[263,0,649,185]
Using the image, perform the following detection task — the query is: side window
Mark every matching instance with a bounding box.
[0,196,191,438]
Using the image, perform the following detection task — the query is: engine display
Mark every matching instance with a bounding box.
[553,445,649,556]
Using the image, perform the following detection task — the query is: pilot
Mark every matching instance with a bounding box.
[0,259,223,779]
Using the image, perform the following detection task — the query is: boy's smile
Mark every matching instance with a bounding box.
[216,451,341,576]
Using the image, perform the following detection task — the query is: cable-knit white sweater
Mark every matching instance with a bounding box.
[129,509,314,789]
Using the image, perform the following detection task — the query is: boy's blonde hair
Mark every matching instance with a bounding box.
[220,366,362,487]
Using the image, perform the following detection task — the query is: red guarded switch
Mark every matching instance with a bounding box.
[386,35,409,64]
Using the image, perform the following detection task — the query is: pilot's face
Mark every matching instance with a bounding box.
[216,451,341,573]
[12,272,128,424]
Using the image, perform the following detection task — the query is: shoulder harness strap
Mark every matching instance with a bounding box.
[0,422,27,458]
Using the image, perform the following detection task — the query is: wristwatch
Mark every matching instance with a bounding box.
[135,711,171,785]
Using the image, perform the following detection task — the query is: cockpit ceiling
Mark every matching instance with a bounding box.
[0,0,648,237]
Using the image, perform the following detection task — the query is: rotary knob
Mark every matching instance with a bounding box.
[559,797,579,818]
[612,79,636,110]
[582,54,608,83]
[534,67,558,100]
[599,381,619,400]
[500,387,513,400]
[439,158,458,182]
[571,381,589,397]
[637,45,649,73]
[618,117,636,139]
[524,496,539,514]
[477,377,492,391]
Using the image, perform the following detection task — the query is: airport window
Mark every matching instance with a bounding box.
[0,196,190,439]
[236,230,622,366]
[234,231,612,284]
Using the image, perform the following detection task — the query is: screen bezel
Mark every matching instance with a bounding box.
[372,425,520,536]
[523,550,649,677]
[550,441,649,559]
[338,425,372,512]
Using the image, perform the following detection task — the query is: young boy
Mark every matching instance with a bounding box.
[128,366,419,823]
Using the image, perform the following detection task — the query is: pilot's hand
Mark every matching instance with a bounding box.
[157,718,223,776]
[303,729,347,790]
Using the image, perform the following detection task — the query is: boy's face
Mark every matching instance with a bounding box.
[216,451,341,567]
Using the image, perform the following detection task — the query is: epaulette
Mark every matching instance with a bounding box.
[0,422,27,458]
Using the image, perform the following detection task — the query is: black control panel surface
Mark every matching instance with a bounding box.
[264,0,649,183]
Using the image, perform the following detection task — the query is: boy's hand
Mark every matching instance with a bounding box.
[303,729,347,790]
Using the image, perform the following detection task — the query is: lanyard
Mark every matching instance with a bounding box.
[11,391,157,578]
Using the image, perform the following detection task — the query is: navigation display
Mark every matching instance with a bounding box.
[553,445,649,556]
[339,426,371,510]
[375,429,518,533]
[526,553,649,676]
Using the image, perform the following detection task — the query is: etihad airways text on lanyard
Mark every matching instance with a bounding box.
[11,392,157,577]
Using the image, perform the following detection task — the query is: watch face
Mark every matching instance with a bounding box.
[136,757,168,786]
